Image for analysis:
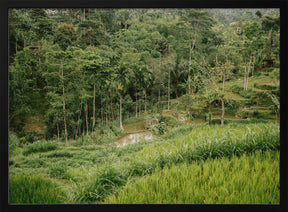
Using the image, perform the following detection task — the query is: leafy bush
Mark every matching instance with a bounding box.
[19,131,44,144]
[269,68,280,79]
[9,132,21,156]
[252,91,274,106]
[231,85,255,99]
[155,122,167,135]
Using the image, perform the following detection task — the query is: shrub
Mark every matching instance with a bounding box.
[19,131,44,144]
[274,61,280,68]
[252,91,274,106]
[231,85,255,98]
[269,68,280,79]
[9,132,21,156]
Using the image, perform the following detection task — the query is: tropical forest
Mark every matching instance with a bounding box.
[8,8,280,204]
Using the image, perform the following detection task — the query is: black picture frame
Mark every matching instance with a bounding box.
[1,0,287,211]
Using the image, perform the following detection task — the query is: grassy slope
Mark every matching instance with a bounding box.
[9,68,280,204]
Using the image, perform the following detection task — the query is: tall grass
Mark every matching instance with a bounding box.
[133,123,279,170]
[68,123,279,203]
[104,151,280,204]
[22,141,58,156]
[65,164,129,203]
[9,123,279,204]
[9,174,67,204]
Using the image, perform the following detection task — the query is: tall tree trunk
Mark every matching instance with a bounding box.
[144,90,147,113]
[174,79,179,99]
[119,92,124,130]
[15,37,17,54]
[158,86,161,102]
[85,99,88,136]
[187,75,191,94]
[100,95,104,125]
[244,65,247,90]
[76,101,83,138]
[252,55,255,77]
[222,73,225,93]
[82,111,85,137]
[188,40,192,94]
[139,95,141,115]
[168,69,170,110]
[246,57,251,91]
[135,90,138,117]
[110,92,115,122]
[57,122,60,141]
[188,39,196,94]
[106,108,108,125]
[221,97,225,126]
[92,84,96,132]
[61,60,68,142]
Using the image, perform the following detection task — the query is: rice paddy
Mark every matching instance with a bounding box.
[9,122,280,204]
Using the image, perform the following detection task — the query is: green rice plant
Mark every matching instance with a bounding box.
[48,162,68,179]
[95,123,279,203]
[22,141,58,156]
[66,163,129,203]
[46,151,73,158]
[137,123,279,165]
[103,151,279,204]
[163,124,196,140]
[10,123,279,204]
[9,174,67,204]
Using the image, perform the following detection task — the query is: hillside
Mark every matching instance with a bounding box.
[8,8,280,205]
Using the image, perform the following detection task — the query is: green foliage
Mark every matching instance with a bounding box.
[254,83,277,90]
[154,122,167,135]
[77,20,109,48]
[9,132,21,156]
[104,151,279,204]
[9,174,67,204]
[67,164,128,203]
[22,141,58,156]
[19,131,44,144]
[9,122,279,204]
[49,162,68,179]
[231,85,255,99]
[53,22,77,50]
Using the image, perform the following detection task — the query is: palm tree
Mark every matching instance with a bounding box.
[115,63,130,130]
